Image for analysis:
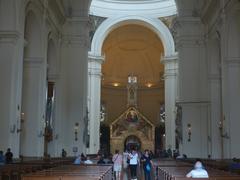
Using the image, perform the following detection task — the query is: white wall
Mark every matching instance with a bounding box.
[176,0,240,158]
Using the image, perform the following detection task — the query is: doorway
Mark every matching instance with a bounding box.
[124,135,141,151]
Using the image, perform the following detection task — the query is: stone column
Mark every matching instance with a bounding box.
[58,17,89,156]
[162,55,178,151]
[0,1,25,157]
[87,54,104,154]
[0,31,24,157]
[175,0,209,157]
[223,8,240,158]
[207,37,222,159]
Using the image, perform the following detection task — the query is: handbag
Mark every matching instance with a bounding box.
[146,163,151,171]
[113,154,119,163]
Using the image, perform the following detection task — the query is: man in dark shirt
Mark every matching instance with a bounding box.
[5,148,13,164]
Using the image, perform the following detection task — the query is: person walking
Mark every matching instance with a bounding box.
[128,149,139,180]
[112,150,123,180]
[141,149,154,180]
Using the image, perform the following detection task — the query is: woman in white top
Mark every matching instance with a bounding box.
[112,150,123,180]
[186,161,209,178]
[128,149,139,180]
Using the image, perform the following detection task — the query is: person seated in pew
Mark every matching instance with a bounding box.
[107,154,114,164]
[74,155,82,164]
[5,148,13,164]
[61,149,67,157]
[186,161,209,178]
[0,150,5,165]
[229,158,240,172]
[84,156,93,164]
[176,154,187,160]
[97,155,106,164]
[81,153,87,161]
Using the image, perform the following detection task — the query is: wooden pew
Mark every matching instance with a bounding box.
[158,166,240,180]
[153,159,192,179]
[22,165,113,180]
[0,158,74,180]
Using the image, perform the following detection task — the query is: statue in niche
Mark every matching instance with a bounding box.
[175,104,183,143]
[127,75,137,107]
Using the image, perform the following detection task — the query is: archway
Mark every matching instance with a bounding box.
[124,135,141,151]
[89,15,176,57]
[88,15,178,154]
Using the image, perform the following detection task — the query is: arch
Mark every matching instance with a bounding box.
[124,135,141,151]
[47,38,58,77]
[24,1,43,24]
[89,15,176,58]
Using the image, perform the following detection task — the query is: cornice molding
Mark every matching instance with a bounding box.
[208,74,220,81]
[161,53,178,64]
[0,31,21,44]
[23,57,44,66]
[225,57,240,65]
[90,0,176,18]
[61,35,89,48]
[88,52,105,64]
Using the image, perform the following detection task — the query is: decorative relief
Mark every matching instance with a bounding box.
[89,15,106,43]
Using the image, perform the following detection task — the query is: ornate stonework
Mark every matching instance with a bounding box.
[110,107,155,153]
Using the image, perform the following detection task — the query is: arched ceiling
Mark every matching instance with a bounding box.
[102,24,164,88]
[90,0,176,17]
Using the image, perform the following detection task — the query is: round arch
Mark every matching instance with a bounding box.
[89,15,176,58]
[124,135,141,151]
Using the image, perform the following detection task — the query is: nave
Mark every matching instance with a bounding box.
[1,2,240,180]
[1,156,240,180]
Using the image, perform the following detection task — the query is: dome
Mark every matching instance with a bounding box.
[102,24,164,88]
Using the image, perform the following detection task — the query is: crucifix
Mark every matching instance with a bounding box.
[127,74,138,107]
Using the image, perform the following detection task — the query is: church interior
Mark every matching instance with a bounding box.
[1,0,240,179]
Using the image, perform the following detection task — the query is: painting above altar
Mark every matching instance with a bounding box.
[126,109,139,123]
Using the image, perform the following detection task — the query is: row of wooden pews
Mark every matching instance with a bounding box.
[0,157,74,180]
[155,159,240,180]
[21,165,113,180]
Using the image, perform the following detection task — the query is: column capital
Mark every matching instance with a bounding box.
[88,53,104,77]
[88,52,105,65]
[162,53,178,78]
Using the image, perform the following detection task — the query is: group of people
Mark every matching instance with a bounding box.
[73,153,94,165]
[0,148,13,165]
[0,147,210,179]
[112,149,154,180]
[109,149,209,180]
